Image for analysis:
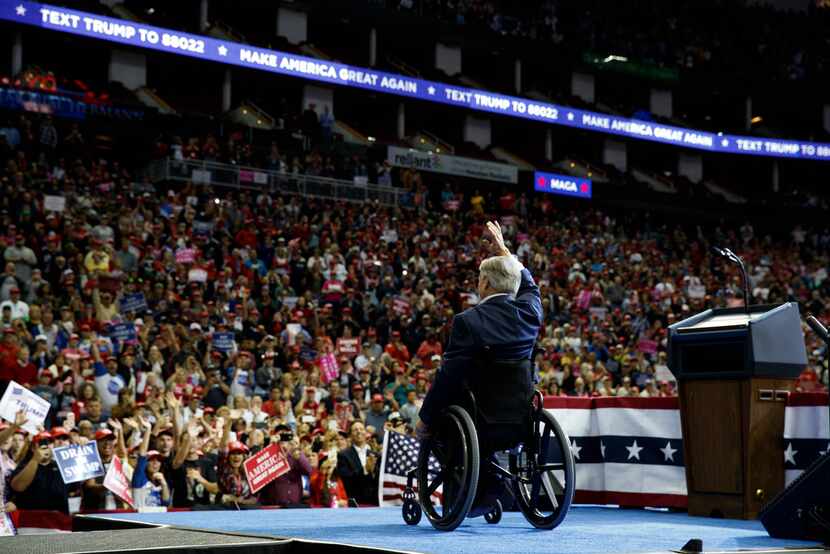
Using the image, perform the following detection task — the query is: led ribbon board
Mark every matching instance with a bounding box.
[4,0,830,161]
[534,171,592,199]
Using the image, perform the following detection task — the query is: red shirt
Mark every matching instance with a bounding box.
[15,360,37,386]
[385,342,411,365]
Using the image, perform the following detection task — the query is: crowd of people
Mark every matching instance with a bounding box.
[0,110,828,518]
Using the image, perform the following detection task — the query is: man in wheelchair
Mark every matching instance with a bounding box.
[404,221,574,531]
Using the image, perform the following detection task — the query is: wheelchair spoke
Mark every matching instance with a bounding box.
[426,470,444,496]
[538,421,552,462]
[538,463,565,470]
[432,444,447,464]
[529,473,542,506]
[541,472,560,510]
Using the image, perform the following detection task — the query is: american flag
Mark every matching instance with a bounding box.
[783,393,829,486]
[378,430,442,506]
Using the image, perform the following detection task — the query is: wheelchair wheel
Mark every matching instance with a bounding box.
[402,498,422,525]
[484,499,502,524]
[511,408,575,530]
[418,405,480,531]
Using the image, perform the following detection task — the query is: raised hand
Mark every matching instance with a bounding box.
[165,391,181,409]
[485,221,510,257]
[137,415,152,431]
[13,410,28,429]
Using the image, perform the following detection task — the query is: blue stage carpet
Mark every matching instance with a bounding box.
[109,506,820,554]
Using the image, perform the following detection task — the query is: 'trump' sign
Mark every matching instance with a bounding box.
[534,171,592,199]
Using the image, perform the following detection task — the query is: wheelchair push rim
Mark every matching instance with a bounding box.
[511,408,575,530]
[417,405,480,531]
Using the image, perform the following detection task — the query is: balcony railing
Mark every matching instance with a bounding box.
[145,158,404,207]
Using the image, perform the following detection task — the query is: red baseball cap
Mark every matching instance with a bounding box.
[34,431,53,444]
[95,428,115,441]
[50,427,70,439]
[146,450,164,460]
[227,441,249,455]
[372,393,384,402]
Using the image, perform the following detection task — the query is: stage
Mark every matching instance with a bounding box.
[39,506,823,554]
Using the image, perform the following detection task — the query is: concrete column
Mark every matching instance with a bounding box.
[11,31,22,76]
[650,88,672,118]
[199,0,209,31]
[463,115,491,149]
[222,69,232,112]
[602,139,627,172]
[544,128,553,161]
[677,153,702,183]
[397,103,405,140]
[109,50,146,90]
[277,7,308,44]
[745,96,753,131]
[772,160,779,193]
[369,27,377,67]
[571,72,595,104]
[514,59,522,94]
[435,42,462,75]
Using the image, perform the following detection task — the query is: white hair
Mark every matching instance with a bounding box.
[479,255,523,295]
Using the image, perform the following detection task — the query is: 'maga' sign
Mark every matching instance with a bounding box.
[534,171,592,199]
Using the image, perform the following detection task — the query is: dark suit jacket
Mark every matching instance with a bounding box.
[336,445,377,505]
[419,267,542,426]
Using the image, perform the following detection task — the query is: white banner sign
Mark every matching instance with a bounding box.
[0,380,51,435]
[387,146,518,184]
[43,195,66,212]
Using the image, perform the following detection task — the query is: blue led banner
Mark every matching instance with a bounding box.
[4,0,830,161]
[534,171,592,199]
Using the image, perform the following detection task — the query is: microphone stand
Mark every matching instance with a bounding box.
[805,314,830,460]
[714,246,751,316]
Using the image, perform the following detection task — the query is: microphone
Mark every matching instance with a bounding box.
[713,245,750,316]
[806,314,830,344]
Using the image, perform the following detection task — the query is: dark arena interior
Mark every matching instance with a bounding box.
[0,0,829,553]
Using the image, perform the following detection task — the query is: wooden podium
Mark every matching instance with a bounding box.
[668,303,807,519]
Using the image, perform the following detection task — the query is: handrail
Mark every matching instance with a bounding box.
[385,54,420,78]
[146,158,404,207]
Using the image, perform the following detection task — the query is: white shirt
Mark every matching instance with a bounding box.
[0,299,28,321]
[353,443,369,470]
[478,292,509,305]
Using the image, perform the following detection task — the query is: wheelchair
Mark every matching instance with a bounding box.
[400,358,576,531]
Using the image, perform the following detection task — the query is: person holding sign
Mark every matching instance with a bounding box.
[217,416,258,507]
[131,417,170,507]
[82,424,132,511]
[10,430,73,513]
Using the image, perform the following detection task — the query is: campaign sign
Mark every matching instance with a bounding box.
[107,322,137,342]
[336,338,359,357]
[638,339,659,354]
[0,380,50,435]
[103,455,134,508]
[243,442,290,494]
[212,332,235,353]
[54,443,105,484]
[534,171,592,199]
[175,248,196,264]
[119,292,148,314]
